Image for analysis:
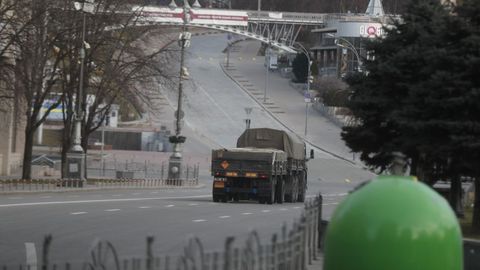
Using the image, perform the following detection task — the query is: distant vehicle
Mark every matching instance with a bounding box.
[264,48,278,70]
[211,128,312,204]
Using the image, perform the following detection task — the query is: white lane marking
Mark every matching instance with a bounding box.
[132,193,141,195]
[292,206,302,209]
[165,205,175,208]
[188,203,199,206]
[105,209,121,212]
[0,195,211,208]
[151,191,159,194]
[70,212,87,215]
[219,216,230,219]
[193,219,206,222]
[279,208,288,211]
[8,197,23,199]
[323,193,348,197]
[261,210,271,213]
[323,203,340,206]
[112,194,122,197]
[25,242,37,270]
[139,206,151,209]
[40,196,52,199]
[242,212,252,215]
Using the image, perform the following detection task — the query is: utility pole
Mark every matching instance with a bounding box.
[66,0,95,182]
[167,0,192,182]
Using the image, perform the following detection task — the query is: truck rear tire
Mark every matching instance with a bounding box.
[267,186,275,204]
[213,196,220,202]
[297,183,306,202]
[285,175,298,203]
[297,172,307,202]
[275,179,285,204]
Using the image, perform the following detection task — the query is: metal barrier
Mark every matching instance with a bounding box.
[0,176,200,193]
[88,162,200,181]
[0,195,324,270]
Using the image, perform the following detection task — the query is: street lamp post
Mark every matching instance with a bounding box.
[294,42,312,138]
[168,0,192,181]
[264,44,270,103]
[330,35,362,72]
[263,27,271,104]
[66,0,95,181]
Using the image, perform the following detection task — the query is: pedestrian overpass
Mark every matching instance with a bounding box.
[132,1,327,53]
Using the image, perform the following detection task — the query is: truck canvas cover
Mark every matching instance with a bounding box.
[236,128,305,159]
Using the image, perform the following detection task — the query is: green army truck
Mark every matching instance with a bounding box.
[211,128,312,204]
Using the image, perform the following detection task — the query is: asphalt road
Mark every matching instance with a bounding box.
[0,34,375,266]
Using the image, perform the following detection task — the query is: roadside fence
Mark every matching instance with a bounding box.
[1,195,324,270]
[0,175,199,193]
[87,159,200,181]
[312,103,357,128]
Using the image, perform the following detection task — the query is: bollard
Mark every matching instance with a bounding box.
[146,236,154,270]
[161,162,165,180]
[144,160,148,179]
[317,194,323,250]
[323,176,463,270]
[41,235,52,270]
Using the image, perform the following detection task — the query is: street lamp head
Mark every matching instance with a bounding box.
[74,2,82,11]
[192,0,201,9]
[169,0,178,9]
[74,0,95,14]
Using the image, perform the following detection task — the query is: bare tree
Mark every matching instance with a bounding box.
[10,0,76,179]
[48,0,176,177]
[0,1,32,106]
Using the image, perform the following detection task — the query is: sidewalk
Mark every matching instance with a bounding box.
[221,40,358,165]
[307,252,324,270]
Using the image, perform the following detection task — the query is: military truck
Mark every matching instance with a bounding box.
[211,128,312,204]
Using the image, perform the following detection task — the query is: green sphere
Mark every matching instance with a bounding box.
[323,176,463,270]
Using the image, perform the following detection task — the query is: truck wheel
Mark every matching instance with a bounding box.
[297,185,306,202]
[275,180,284,204]
[221,195,228,203]
[285,176,297,203]
[267,188,275,204]
[297,173,307,202]
[213,196,220,202]
[292,176,299,203]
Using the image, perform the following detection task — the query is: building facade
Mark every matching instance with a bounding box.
[0,0,25,176]
[0,94,25,176]
[311,0,388,78]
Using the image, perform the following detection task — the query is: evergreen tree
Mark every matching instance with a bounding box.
[451,0,480,232]
[341,0,480,220]
[342,0,480,230]
[292,53,308,83]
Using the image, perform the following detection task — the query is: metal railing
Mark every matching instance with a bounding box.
[0,174,200,193]
[1,195,324,270]
[87,160,200,181]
